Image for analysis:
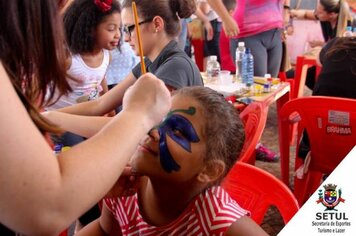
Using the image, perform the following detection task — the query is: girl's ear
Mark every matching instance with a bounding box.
[152,16,164,32]
[197,160,226,184]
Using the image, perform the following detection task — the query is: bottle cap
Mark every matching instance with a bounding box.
[264,73,271,79]
[54,144,63,153]
[238,42,245,47]
[210,55,217,61]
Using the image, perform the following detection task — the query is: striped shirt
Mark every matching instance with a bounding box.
[104,186,249,235]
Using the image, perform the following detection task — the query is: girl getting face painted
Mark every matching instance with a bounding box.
[85,87,264,236]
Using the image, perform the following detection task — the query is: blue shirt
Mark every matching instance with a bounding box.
[106,42,139,86]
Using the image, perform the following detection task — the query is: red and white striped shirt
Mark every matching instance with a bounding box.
[104,186,249,235]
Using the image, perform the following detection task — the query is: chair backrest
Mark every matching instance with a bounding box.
[279,56,321,100]
[221,162,299,224]
[238,102,268,164]
[280,96,356,177]
[294,56,320,98]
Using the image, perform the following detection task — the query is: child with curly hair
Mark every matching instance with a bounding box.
[47,0,123,228]
[48,0,121,111]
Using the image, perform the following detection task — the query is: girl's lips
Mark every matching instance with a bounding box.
[138,144,158,157]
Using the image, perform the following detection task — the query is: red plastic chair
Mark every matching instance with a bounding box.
[279,56,321,144]
[191,39,204,71]
[279,56,319,99]
[222,162,299,224]
[279,96,356,205]
[238,102,268,164]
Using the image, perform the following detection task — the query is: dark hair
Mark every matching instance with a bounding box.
[173,87,245,182]
[222,0,236,12]
[326,37,356,74]
[0,0,70,134]
[320,0,341,13]
[63,0,121,54]
[122,0,196,37]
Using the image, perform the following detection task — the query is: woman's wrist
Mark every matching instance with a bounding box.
[120,108,161,133]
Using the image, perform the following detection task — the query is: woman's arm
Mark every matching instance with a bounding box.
[206,0,239,37]
[197,0,211,15]
[0,64,170,235]
[57,73,136,116]
[283,0,291,26]
[290,9,318,20]
[194,6,214,41]
[43,111,112,138]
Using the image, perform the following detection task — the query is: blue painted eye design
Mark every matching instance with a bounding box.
[156,107,200,173]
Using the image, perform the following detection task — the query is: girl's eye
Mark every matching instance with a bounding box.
[172,128,185,137]
[172,128,180,134]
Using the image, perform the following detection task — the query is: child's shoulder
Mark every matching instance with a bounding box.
[198,186,249,216]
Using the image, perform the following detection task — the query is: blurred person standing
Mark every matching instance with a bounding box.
[206,0,290,77]
[198,0,222,70]
[229,0,291,78]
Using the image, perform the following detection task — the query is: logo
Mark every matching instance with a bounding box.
[316,184,345,211]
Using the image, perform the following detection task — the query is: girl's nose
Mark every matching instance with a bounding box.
[148,128,160,142]
[123,32,131,43]
[115,28,121,38]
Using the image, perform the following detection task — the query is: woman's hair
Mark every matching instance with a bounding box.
[320,0,351,37]
[326,37,356,74]
[122,0,196,37]
[173,87,245,182]
[0,0,70,134]
[63,0,121,54]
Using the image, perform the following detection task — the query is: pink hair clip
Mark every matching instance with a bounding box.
[94,0,113,12]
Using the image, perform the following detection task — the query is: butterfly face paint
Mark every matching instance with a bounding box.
[157,107,200,173]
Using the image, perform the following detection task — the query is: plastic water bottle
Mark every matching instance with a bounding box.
[343,26,353,37]
[206,55,220,80]
[235,42,246,82]
[241,48,254,86]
